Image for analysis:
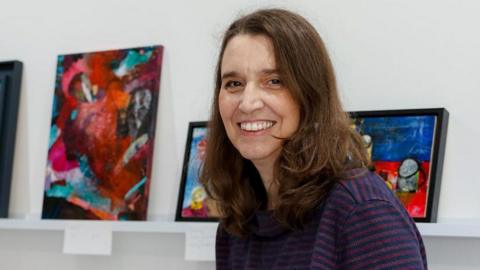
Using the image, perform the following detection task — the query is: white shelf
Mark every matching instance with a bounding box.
[0,218,219,259]
[0,218,218,233]
[1,218,480,261]
[2,219,480,239]
[417,223,480,239]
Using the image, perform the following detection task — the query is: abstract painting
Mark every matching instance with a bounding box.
[42,46,163,220]
[350,108,448,222]
[0,61,23,218]
[176,121,218,221]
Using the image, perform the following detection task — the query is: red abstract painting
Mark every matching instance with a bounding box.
[42,46,163,220]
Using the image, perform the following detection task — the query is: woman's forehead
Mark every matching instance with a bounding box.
[221,34,277,76]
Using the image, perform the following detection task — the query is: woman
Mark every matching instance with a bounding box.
[200,8,427,270]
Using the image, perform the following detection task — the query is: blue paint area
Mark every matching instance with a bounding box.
[358,115,436,161]
[65,157,112,212]
[70,110,78,120]
[51,95,59,119]
[78,155,94,180]
[182,127,207,208]
[55,56,64,98]
[48,125,59,149]
[46,184,74,198]
[115,49,153,75]
[44,156,112,213]
[69,176,112,213]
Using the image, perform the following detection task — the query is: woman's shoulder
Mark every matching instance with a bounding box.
[318,168,404,223]
[315,169,420,242]
[330,168,398,204]
[318,169,427,269]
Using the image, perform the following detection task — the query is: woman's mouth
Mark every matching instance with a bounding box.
[239,120,276,132]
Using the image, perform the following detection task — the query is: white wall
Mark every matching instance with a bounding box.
[1,0,480,269]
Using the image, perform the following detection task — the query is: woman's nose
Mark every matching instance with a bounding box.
[238,83,264,113]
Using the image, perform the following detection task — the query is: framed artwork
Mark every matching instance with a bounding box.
[0,75,6,138]
[0,60,23,218]
[176,121,219,222]
[350,108,448,222]
[42,46,163,220]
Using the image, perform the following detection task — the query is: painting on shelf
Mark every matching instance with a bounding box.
[42,46,164,220]
[176,121,219,222]
[0,61,23,218]
[350,108,448,222]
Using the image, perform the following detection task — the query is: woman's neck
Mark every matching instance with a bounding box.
[252,159,279,210]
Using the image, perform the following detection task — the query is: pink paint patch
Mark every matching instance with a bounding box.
[49,138,79,172]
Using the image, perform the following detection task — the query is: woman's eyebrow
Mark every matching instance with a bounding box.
[221,69,279,80]
[260,69,279,75]
[221,71,239,80]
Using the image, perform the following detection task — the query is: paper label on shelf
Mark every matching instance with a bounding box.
[63,222,112,255]
[185,227,216,261]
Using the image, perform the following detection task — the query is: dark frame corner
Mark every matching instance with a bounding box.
[0,60,23,218]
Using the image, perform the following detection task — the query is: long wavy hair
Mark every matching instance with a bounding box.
[200,8,369,237]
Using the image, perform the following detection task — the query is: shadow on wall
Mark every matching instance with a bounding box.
[424,237,480,270]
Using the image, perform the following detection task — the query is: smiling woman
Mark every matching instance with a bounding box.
[219,34,300,197]
[200,8,427,270]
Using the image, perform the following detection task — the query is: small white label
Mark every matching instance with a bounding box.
[63,222,112,255]
[185,227,216,261]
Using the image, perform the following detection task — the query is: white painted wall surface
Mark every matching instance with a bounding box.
[1,0,480,269]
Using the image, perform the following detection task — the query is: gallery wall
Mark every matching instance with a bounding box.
[1,0,480,269]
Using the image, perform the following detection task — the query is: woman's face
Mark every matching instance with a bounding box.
[218,34,300,168]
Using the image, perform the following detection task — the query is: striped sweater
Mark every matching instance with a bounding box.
[216,170,427,269]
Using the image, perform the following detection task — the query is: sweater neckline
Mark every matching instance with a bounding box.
[250,199,328,238]
[250,210,290,238]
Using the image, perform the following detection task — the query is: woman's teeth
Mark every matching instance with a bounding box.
[240,121,274,131]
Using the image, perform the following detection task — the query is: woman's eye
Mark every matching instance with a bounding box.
[270,79,281,85]
[267,78,282,87]
[224,80,242,89]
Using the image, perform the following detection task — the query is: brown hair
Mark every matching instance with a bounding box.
[200,8,368,237]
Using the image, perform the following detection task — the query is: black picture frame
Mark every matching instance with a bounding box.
[175,121,218,222]
[0,60,23,218]
[349,108,448,223]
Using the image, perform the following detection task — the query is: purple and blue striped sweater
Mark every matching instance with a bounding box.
[216,170,427,269]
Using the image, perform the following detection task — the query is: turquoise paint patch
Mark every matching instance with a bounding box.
[115,49,153,75]
[78,155,94,180]
[124,177,146,200]
[125,50,153,69]
[51,94,59,119]
[70,180,112,212]
[70,110,78,120]
[46,184,74,198]
[48,125,59,149]
[66,173,112,212]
